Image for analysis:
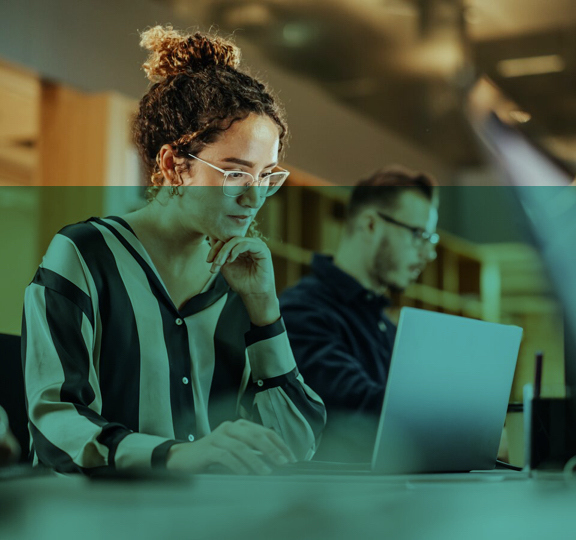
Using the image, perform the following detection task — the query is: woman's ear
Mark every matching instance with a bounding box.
[158,144,183,186]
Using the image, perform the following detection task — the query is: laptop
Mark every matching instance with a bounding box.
[280,307,523,476]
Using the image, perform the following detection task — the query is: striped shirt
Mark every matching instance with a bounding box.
[22,217,326,474]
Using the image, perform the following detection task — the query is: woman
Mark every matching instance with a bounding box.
[22,26,325,475]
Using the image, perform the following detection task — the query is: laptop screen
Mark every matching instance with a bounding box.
[372,308,522,474]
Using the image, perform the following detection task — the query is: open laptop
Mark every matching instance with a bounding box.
[281,307,523,476]
[371,307,522,474]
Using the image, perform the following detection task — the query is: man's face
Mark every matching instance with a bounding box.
[368,190,438,293]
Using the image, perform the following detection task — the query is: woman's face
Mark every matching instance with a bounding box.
[174,113,281,242]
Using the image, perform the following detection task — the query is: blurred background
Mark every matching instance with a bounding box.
[1,0,575,464]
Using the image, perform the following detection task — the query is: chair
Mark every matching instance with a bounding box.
[0,333,30,462]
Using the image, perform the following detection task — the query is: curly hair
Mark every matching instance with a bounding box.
[132,25,288,207]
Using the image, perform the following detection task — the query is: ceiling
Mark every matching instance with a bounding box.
[158,0,576,167]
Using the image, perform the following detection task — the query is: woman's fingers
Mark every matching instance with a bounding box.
[212,439,273,475]
[207,238,235,272]
[227,241,266,264]
[225,420,296,465]
[208,447,252,475]
[210,238,268,272]
[206,239,224,264]
[167,420,297,475]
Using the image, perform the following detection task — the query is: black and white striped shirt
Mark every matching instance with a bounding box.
[22,217,326,474]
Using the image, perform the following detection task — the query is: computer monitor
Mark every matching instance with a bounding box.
[468,77,576,464]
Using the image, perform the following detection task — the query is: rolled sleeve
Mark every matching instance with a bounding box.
[241,318,326,460]
[245,318,297,381]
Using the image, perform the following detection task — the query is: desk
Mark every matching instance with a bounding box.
[1,472,575,539]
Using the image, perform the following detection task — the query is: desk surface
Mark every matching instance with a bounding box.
[1,471,575,540]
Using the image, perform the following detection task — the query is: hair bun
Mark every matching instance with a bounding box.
[140,25,241,82]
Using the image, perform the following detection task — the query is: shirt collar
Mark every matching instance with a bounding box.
[311,253,390,308]
[105,216,231,316]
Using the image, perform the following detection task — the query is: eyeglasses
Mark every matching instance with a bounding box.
[187,153,289,198]
[377,212,440,247]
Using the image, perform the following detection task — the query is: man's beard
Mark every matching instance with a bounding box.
[370,237,405,294]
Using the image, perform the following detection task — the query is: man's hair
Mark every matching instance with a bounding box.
[346,166,437,227]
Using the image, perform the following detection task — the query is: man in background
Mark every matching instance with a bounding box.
[280,167,439,460]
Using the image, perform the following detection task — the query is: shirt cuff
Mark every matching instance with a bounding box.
[245,317,286,347]
[245,318,297,381]
[114,433,181,469]
[151,440,183,469]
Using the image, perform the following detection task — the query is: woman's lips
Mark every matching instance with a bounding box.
[228,215,252,224]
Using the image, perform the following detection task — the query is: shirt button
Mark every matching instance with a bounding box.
[365,293,374,301]
[188,434,195,442]
[182,377,189,385]
[175,318,183,326]
[378,321,387,332]
[257,380,264,387]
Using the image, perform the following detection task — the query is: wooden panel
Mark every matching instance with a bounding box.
[104,93,140,187]
[39,82,108,186]
[37,85,137,253]
[0,60,39,140]
[0,59,40,185]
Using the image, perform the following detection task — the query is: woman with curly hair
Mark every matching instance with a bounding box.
[22,25,325,475]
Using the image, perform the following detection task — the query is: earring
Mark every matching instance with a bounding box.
[169,185,181,197]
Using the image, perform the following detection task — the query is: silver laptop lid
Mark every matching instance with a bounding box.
[372,308,522,474]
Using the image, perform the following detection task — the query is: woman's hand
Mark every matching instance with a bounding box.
[166,420,296,475]
[207,237,280,326]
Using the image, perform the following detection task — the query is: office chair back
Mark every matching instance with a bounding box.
[0,333,30,462]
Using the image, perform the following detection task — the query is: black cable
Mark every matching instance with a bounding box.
[495,459,523,471]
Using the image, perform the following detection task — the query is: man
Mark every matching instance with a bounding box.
[280,167,439,460]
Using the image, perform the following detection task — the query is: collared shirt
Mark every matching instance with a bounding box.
[22,217,326,474]
[280,254,397,416]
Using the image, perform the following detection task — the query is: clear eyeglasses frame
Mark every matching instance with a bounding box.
[186,153,289,198]
[376,212,440,247]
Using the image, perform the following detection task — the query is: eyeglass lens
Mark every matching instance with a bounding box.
[223,172,287,197]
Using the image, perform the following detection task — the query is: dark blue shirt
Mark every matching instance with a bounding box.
[280,254,397,417]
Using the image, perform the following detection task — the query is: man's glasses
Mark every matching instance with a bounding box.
[187,153,289,198]
[377,212,440,247]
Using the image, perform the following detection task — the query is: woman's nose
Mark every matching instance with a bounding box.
[239,183,265,208]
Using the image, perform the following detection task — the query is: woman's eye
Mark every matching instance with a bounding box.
[228,171,246,180]
[259,171,272,179]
